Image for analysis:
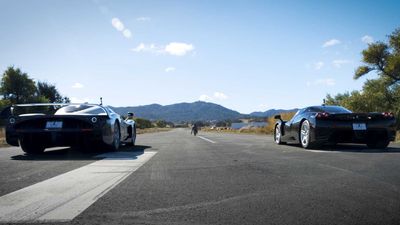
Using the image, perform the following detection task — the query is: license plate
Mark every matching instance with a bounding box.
[352,123,366,130]
[46,121,63,129]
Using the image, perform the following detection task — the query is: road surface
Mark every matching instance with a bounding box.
[0,128,400,225]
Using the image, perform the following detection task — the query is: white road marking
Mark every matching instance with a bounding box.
[197,136,216,144]
[306,150,337,153]
[0,151,157,223]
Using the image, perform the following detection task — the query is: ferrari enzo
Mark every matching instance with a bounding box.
[4,103,137,154]
[274,105,396,149]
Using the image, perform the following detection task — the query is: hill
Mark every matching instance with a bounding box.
[249,108,298,118]
[112,101,243,122]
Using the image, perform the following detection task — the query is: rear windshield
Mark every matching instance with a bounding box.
[309,106,352,114]
[11,104,107,116]
[55,105,107,115]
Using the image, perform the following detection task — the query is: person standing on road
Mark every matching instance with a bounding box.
[191,123,198,136]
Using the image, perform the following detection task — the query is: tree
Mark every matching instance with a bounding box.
[354,29,400,85]
[0,67,70,106]
[326,78,399,113]
[37,81,70,103]
[135,118,153,129]
[155,120,167,128]
[0,66,37,104]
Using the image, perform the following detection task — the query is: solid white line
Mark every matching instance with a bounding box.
[0,151,157,223]
[197,136,216,144]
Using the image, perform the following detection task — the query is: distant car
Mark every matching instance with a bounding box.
[274,105,396,149]
[4,103,136,154]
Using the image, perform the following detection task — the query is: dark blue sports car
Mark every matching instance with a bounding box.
[4,103,137,154]
[274,105,396,149]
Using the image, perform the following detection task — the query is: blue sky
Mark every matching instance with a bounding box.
[0,0,399,113]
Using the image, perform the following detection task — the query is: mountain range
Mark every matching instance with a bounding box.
[112,101,297,123]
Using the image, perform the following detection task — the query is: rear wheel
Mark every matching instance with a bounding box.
[274,125,285,145]
[19,138,45,154]
[367,140,390,149]
[299,120,318,149]
[110,122,120,151]
[126,126,136,146]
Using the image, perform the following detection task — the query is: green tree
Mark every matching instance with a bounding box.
[135,118,153,129]
[37,81,70,103]
[354,29,400,85]
[155,120,167,128]
[0,66,37,104]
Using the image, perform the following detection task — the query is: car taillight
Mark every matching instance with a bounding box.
[9,117,16,124]
[316,112,330,119]
[382,112,394,118]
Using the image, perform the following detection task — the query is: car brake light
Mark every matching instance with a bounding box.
[382,112,394,118]
[316,112,330,118]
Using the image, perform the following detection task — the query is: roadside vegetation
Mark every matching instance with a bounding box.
[205,27,400,142]
[0,66,69,109]
[325,28,400,129]
[202,112,296,135]
[134,118,174,134]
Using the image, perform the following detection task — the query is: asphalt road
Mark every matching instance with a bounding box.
[0,128,400,225]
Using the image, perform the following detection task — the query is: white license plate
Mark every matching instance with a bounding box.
[352,123,366,130]
[46,121,63,129]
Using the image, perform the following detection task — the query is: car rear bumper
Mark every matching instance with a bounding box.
[6,128,104,147]
[313,120,396,144]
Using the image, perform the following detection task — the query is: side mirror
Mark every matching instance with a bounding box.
[127,112,134,117]
[274,115,282,120]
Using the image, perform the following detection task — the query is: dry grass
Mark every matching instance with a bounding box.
[396,131,400,142]
[264,112,297,134]
[0,127,8,147]
[203,112,297,135]
[137,127,172,134]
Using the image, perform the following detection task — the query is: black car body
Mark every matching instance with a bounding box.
[5,103,137,154]
[274,105,396,149]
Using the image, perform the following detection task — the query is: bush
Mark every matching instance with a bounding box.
[135,118,153,129]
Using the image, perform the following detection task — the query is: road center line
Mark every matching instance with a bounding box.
[197,136,216,144]
[0,151,157,223]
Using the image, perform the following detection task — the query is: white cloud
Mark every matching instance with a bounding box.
[258,104,269,110]
[71,83,84,89]
[111,18,124,31]
[111,18,132,39]
[314,61,324,70]
[199,94,213,102]
[122,29,132,38]
[213,92,228,100]
[131,43,159,53]
[136,17,151,21]
[164,42,194,56]
[70,97,91,103]
[131,42,195,56]
[165,67,176,72]
[322,39,341,47]
[361,35,374,44]
[307,78,336,87]
[199,92,228,102]
[332,59,351,68]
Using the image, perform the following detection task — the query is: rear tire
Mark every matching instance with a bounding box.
[367,140,390,149]
[274,125,286,145]
[110,122,120,151]
[126,126,136,146]
[19,138,45,154]
[299,120,319,149]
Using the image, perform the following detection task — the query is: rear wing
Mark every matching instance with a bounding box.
[3,103,107,117]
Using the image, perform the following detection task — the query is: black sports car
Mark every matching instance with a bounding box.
[4,103,137,154]
[274,105,396,149]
